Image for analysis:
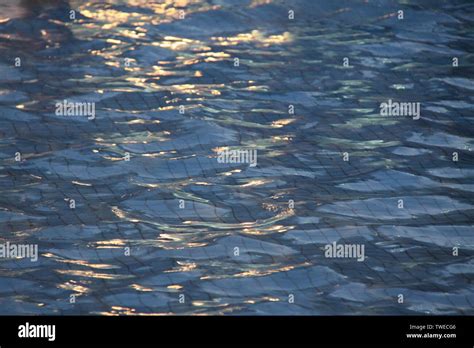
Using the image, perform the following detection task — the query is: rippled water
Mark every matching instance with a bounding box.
[0,0,473,315]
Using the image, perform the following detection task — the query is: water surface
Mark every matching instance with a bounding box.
[0,0,473,315]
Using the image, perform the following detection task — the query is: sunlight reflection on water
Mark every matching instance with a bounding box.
[0,0,473,315]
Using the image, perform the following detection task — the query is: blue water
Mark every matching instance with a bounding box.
[0,0,473,315]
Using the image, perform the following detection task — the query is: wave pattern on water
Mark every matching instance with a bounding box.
[0,0,473,315]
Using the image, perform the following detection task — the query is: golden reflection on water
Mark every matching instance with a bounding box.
[239,179,270,187]
[59,281,89,295]
[58,259,118,270]
[212,30,292,47]
[167,284,183,290]
[165,261,198,273]
[158,36,210,52]
[73,0,291,108]
[57,269,133,280]
[130,284,153,292]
